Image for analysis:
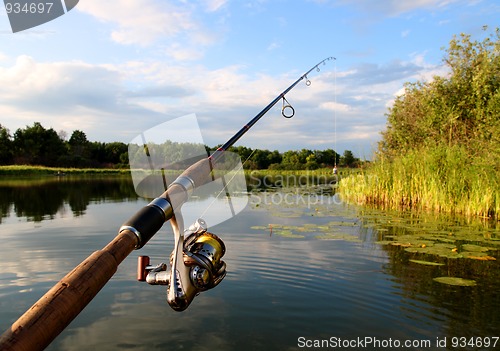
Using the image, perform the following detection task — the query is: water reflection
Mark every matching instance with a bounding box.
[354,207,500,342]
[0,176,499,350]
[0,176,138,222]
[385,243,500,338]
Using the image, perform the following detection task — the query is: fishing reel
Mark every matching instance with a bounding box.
[137,218,226,311]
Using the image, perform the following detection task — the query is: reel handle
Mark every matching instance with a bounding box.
[137,256,150,281]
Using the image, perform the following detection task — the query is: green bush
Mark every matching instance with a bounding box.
[340,28,500,220]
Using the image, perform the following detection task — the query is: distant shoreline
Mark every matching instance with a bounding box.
[0,165,130,176]
[0,165,352,177]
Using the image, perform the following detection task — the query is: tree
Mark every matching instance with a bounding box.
[58,130,68,141]
[251,149,272,169]
[0,124,13,164]
[267,150,282,166]
[68,130,91,163]
[380,27,500,158]
[89,141,107,165]
[340,150,356,167]
[69,130,89,154]
[297,149,313,164]
[231,145,254,162]
[281,150,301,170]
[104,142,128,165]
[305,154,319,169]
[315,148,339,167]
[13,122,67,166]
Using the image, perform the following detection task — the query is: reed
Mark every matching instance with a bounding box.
[339,145,499,220]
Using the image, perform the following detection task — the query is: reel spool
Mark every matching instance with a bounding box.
[137,218,226,311]
[183,230,226,291]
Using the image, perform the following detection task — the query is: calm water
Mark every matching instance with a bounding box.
[0,176,499,350]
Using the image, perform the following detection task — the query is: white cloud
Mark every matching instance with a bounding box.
[333,0,468,16]
[164,43,206,61]
[0,49,447,155]
[76,0,195,46]
[267,42,281,51]
[319,101,352,112]
[409,52,449,80]
[385,0,459,15]
[0,55,126,137]
[202,0,229,12]
[0,55,122,109]
[75,0,222,62]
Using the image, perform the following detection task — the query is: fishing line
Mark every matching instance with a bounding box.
[198,148,257,219]
[334,59,337,168]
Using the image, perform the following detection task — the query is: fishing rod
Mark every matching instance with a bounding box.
[213,56,335,158]
[0,56,335,351]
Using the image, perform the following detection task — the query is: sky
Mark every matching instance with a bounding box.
[0,0,498,159]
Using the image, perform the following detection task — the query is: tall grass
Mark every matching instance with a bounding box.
[339,145,499,220]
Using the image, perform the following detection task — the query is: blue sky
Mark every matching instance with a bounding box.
[0,0,498,158]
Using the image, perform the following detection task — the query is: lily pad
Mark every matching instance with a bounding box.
[433,277,477,286]
[460,251,497,261]
[466,255,497,261]
[315,232,361,242]
[409,259,445,266]
[274,230,304,239]
[295,226,320,233]
[461,244,492,253]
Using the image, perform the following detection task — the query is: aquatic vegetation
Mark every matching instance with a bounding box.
[409,259,445,266]
[248,178,499,269]
[249,222,358,241]
[365,209,500,261]
[273,230,305,239]
[339,145,499,221]
[339,31,500,221]
[433,277,477,287]
[314,232,362,242]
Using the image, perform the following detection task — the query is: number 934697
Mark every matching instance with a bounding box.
[5,2,54,14]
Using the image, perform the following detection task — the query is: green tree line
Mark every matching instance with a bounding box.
[209,145,359,170]
[341,27,500,219]
[0,122,129,168]
[0,122,360,170]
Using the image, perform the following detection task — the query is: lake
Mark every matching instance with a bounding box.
[0,175,499,350]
